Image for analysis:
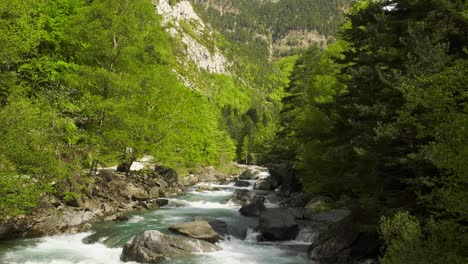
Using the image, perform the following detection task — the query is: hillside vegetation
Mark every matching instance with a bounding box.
[272,0,468,262]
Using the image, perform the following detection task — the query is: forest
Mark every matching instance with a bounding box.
[0,0,466,263]
[272,0,467,263]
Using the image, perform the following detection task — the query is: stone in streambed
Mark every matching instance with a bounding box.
[168,221,222,243]
[233,189,257,203]
[234,180,251,187]
[193,216,228,237]
[239,196,266,217]
[121,230,220,263]
[259,208,299,241]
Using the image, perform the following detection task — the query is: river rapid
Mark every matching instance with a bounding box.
[0,180,311,264]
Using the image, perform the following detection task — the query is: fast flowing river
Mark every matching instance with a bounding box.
[0,181,311,264]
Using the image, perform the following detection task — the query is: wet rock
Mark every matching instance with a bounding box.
[239,196,266,217]
[115,214,129,222]
[233,189,257,203]
[156,198,169,207]
[234,181,250,187]
[169,221,222,243]
[193,216,228,237]
[254,178,271,190]
[121,230,220,263]
[259,208,299,241]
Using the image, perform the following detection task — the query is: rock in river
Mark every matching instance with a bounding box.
[169,221,222,243]
[259,208,299,241]
[234,180,251,187]
[121,230,220,263]
[239,196,266,217]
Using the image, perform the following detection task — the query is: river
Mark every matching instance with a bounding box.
[0,180,311,264]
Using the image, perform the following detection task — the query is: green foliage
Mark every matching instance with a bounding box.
[379,212,467,264]
[274,0,467,260]
[0,0,239,218]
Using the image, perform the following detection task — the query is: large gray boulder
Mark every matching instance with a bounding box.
[259,208,299,241]
[168,221,222,243]
[307,209,380,264]
[121,230,220,263]
[193,216,228,237]
[239,196,266,216]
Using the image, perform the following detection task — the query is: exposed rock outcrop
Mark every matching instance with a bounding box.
[0,166,185,241]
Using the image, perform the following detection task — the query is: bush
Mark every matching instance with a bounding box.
[379,212,467,264]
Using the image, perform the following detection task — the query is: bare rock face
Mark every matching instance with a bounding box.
[168,221,222,243]
[121,230,220,263]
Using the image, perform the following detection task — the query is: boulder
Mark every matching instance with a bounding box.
[307,207,379,264]
[184,174,199,186]
[303,195,334,218]
[254,178,271,190]
[196,166,223,182]
[193,216,228,237]
[308,224,358,264]
[239,196,266,216]
[233,189,257,203]
[156,198,169,207]
[259,208,299,241]
[238,169,255,180]
[309,208,352,223]
[169,221,222,243]
[121,230,220,263]
[280,193,306,208]
[195,185,221,192]
[234,181,251,187]
[266,164,302,196]
[154,165,179,186]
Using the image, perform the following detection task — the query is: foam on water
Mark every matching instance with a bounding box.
[0,233,133,264]
[167,198,239,209]
[128,215,145,223]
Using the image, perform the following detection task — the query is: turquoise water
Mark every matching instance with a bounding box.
[0,183,309,264]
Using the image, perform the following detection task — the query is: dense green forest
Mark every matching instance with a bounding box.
[273,0,467,262]
[0,0,241,217]
[1,0,467,262]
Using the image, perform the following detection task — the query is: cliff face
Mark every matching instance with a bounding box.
[155,0,229,76]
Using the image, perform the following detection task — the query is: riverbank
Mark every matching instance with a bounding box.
[0,163,238,241]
